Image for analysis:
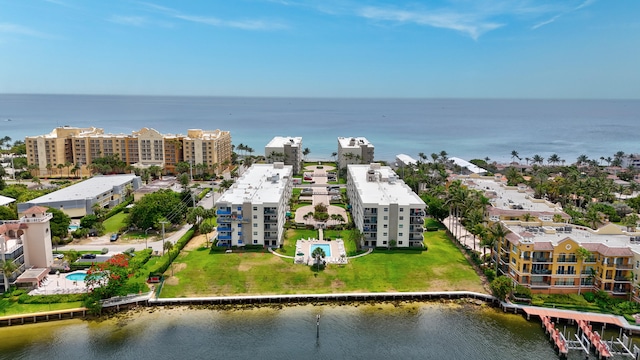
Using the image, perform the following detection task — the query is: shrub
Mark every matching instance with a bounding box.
[484,268,496,282]
[513,285,532,299]
[101,248,108,254]
[582,291,595,302]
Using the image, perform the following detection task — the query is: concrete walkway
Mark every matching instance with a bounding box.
[293,165,348,228]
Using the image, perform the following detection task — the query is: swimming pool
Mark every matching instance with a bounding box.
[68,225,79,231]
[65,271,87,281]
[310,243,331,257]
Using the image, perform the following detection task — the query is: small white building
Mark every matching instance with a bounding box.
[337,137,374,169]
[17,174,141,218]
[265,136,303,174]
[347,163,426,248]
[215,163,293,248]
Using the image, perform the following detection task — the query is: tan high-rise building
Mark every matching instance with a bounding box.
[26,126,232,175]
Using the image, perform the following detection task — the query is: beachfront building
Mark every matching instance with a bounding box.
[460,175,639,297]
[182,129,233,175]
[0,206,54,293]
[25,126,232,176]
[337,137,374,170]
[17,174,141,218]
[265,136,302,174]
[215,163,293,248]
[347,163,426,248]
[449,157,487,175]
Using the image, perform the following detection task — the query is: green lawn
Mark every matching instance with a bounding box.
[103,212,127,233]
[0,302,84,317]
[160,229,484,298]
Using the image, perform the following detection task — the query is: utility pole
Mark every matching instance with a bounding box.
[160,221,169,256]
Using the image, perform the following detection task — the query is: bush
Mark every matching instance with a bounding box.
[583,291,595,302]
[484,268,496,282]
[101,248,108,254]
[514,285,532,299]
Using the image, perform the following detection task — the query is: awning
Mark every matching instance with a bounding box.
[16,268,49,284]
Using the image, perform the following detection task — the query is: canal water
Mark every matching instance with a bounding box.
[0,302,623,359]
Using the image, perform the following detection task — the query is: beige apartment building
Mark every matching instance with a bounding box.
[337,137,374,169]
[26,126,232,175]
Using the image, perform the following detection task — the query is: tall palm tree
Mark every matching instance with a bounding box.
[311,246,326,271]
[575,247,592,295]
[488,222,509,274]
[510,150,521,164]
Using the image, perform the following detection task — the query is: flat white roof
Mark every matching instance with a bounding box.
[395,154,417,166]
[462,177,560,213]
[218,164,293,205]
[27,174,138,203]
[338,137,373,148]
[449,157,486,174]
[0,195,15,206]
[265,136,302,148]
[349,164,425,206]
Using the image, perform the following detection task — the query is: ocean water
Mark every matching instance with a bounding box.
[1,95,638,163]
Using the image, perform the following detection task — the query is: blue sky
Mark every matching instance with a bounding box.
[0,0,638,98]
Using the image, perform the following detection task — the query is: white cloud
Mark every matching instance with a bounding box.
[531,0,596,30]
[358,6,503,40]
[108,15,149,27]
[531,14,561,30]
[0,23,49,38]
[142,2,286,31]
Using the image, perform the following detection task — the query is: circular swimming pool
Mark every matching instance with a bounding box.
[65,271,87,281]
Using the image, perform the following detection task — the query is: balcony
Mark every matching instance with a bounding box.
[264,209,276,214]
[264,217,277,223]
[615,277,631,282]
[216,226,232,232]
[410,226,423,232]
[531,281,551,287]
[410,218,423,224]
[555,270,576,275]
[217,234,232,240]
[216,209,232,215]
[531,269,552,275]
[557,256,577,263]
[532,257,552,263]
[615,264,633,270]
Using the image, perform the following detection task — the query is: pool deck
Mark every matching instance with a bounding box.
[295,239,347,265]
[28,270,88,295]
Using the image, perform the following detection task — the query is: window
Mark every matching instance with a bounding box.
[399,224,403,228]
[253,215,258,219]
[399,232,403,236]
[237,206,242,211]
[384,224,388,229]
[238,224,242,228]
[253,223,258,227]
[400,208,404,212]
[399,216,404,220]
[383,232,387,236]
[253,240,258,244]
[382,241,387,245]
[253,231,258,236]
[253,206,258,211]
[384,207,388,212]
[384,216,388,220]
[399,241,403,245]
[238,232,242,236]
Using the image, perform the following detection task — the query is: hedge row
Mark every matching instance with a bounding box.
[149,227,195,276]
[103,197,133,220]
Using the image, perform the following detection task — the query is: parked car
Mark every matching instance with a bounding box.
[110,233,119,242]
[53,253,64,259]
[304,176,313,181]
[81,254,97,259]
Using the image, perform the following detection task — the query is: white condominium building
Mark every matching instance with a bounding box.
[337,137,374,169]
[215,163,293,248]
[264,136,303,174]
[347,163,426,248]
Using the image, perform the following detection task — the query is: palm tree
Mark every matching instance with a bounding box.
[163,241,173,256]
[548,154,561,166]
[488,222,509,275]
[0,258,18,293]
[311,246,326,272]
[532,154,544,166]
[510,150,521,164]
[303,147,311,162]
[576,154,588,167]
[575,247,592,295]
